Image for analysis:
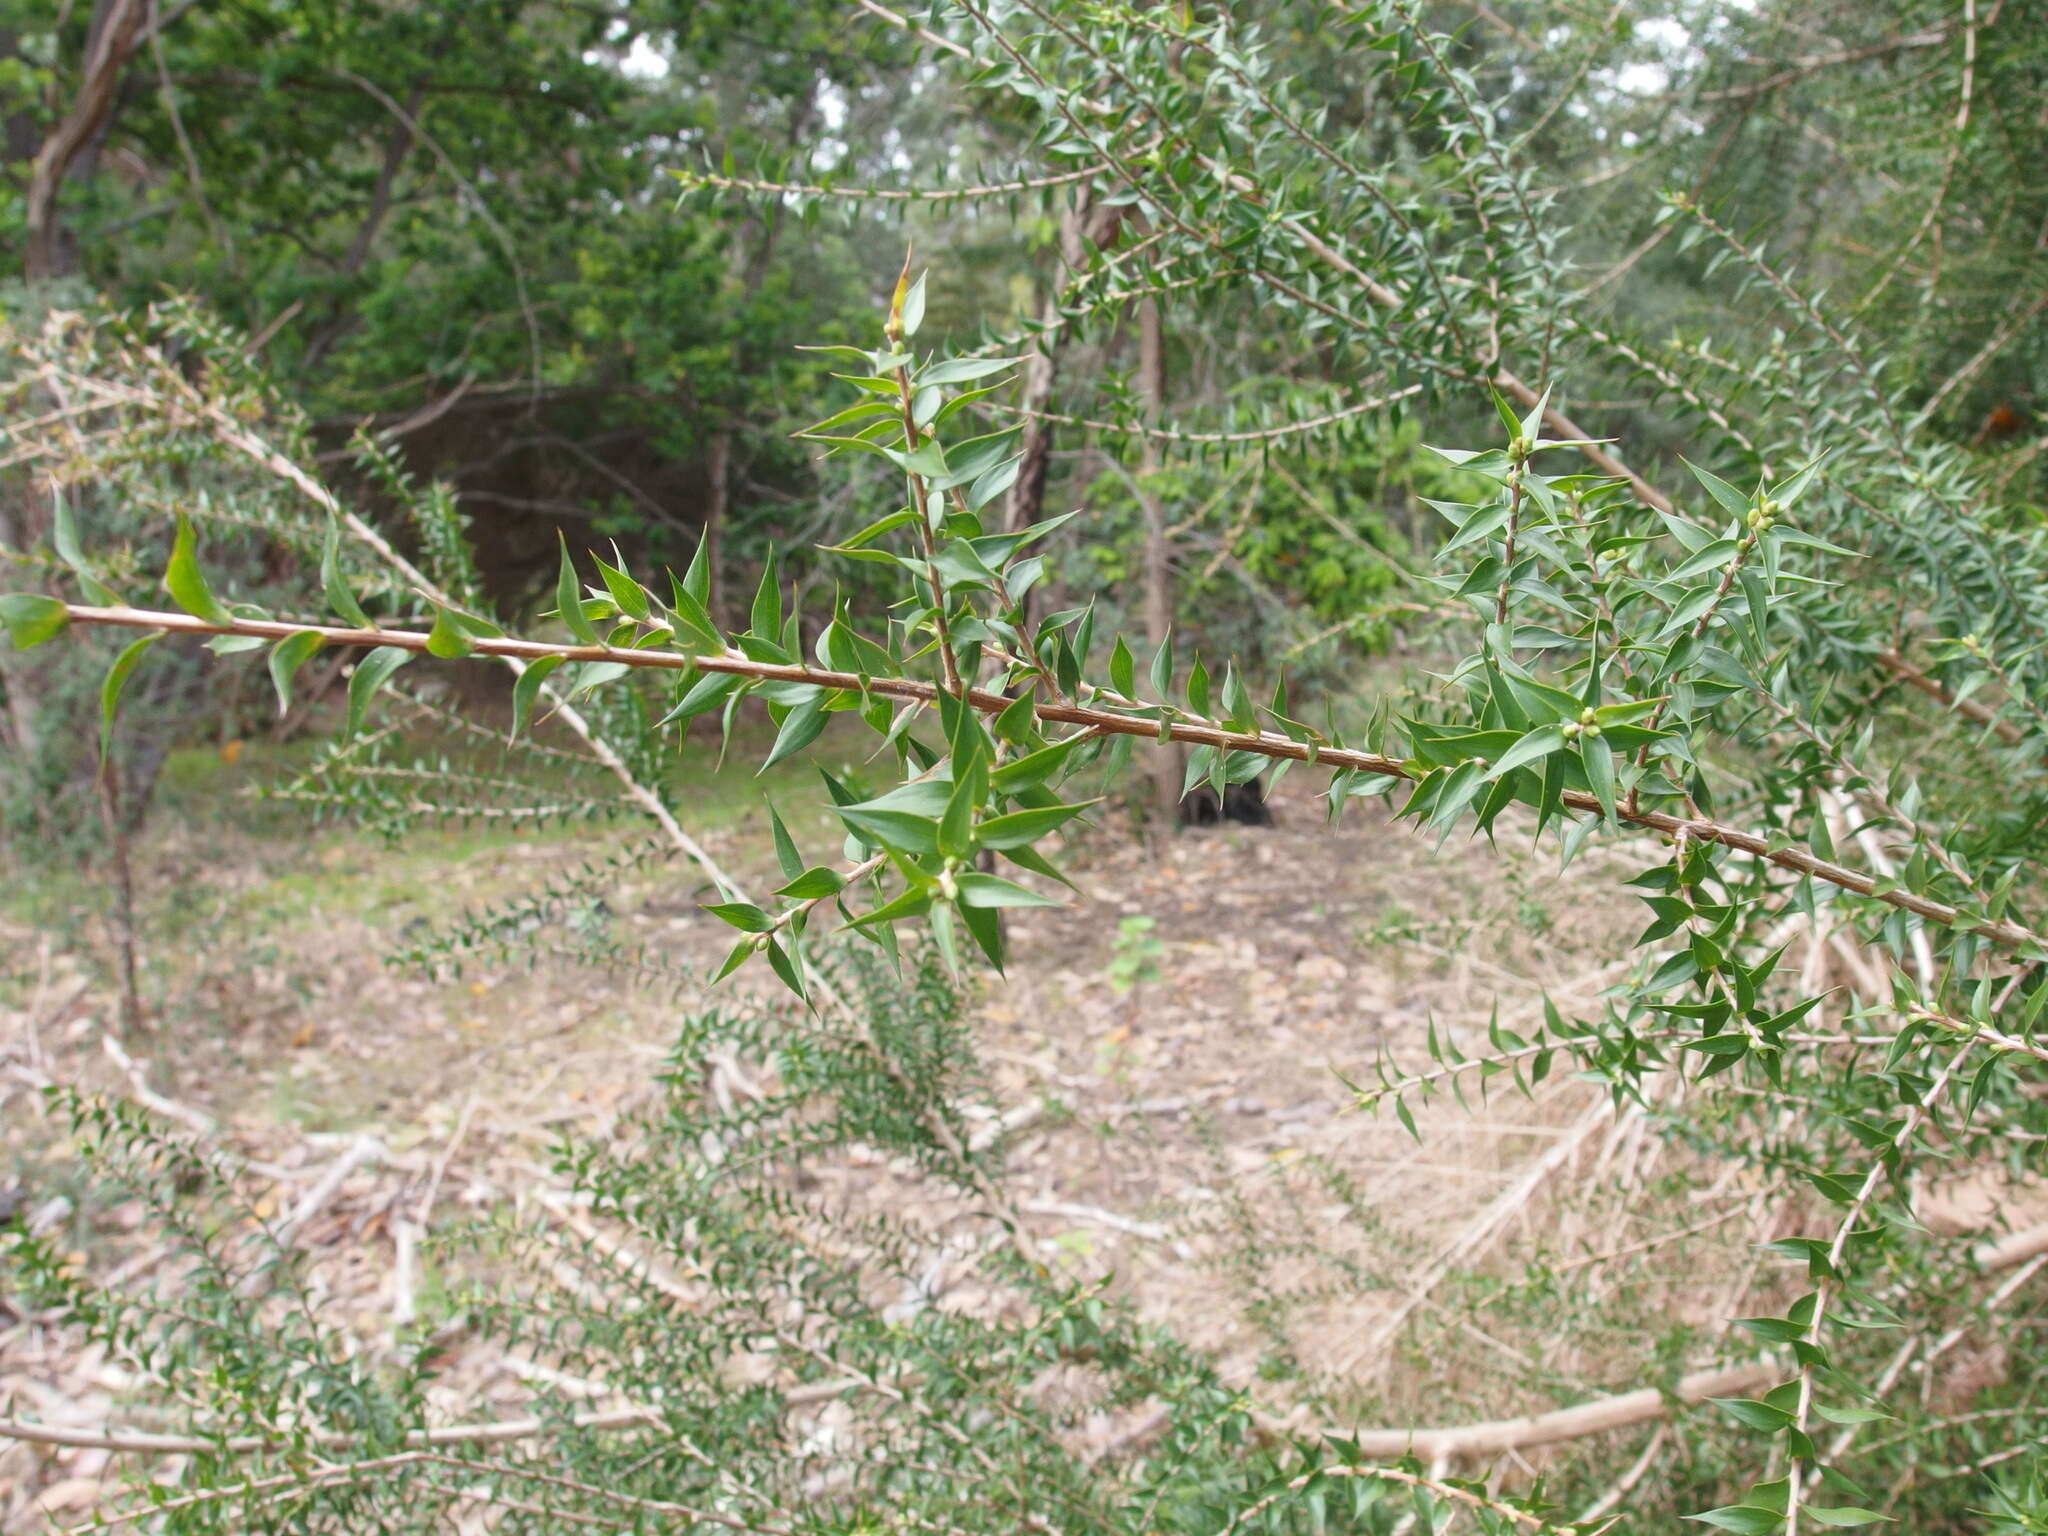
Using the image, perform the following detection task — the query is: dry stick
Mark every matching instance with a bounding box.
[1001,382,1424,445]
[1825,790,1937,985]
[273,1133,382,1249]
[1573,1422,1669,1524]
[159,391,748,898]
[1823,1249,2048,1473]
[1911,287,2048,433]
[1857,0,1981,315]
[1876,647,2026,746]
[394,1093,478,1326]
[0,1407,659,1457]
[46,601,2048,953]
[98,1032,217,1137]
[1334,1095,1616,1375]
[17,1216,2046,1468]
[1788,1041,1975,1536]
[672,162,1110,203]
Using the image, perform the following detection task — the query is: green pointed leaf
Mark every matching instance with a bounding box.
[835,805,941,856]
[899,270,927,337]
[960,900,1006,970]
[777,866,847,900]
[762,936,808,1001]
[425,605,475,659]
[824,508,921,555]
[510,655,565,739]
[51,495,117,605]
[703,902,774,933]
[1684,457,1753,518]
[993,689,1038,744]
[100,633,159,763]
[1687,1507,1785,1535]
[267,631,324,717]
[1490,387,1525,439]
[1489,724,1565,778]
[663,569,721,649]
[1670,539,1743,581]
[967,454,1022,512]
[955,873,1058,908]
[846,882,935,928]
[567,659,630,698]
[0,593,69,650]
[595,554,650,621]
[1109,635,1135,698]
[762,694,828,770]
[1812,1404,1893,1426]
[939,771,975,860]
[165,515,234,625]
[658,667,740,728]
[750,549,782,639]
[1222,662,1255,731]
[991,734,1087,794]
[1150,631,1174,700]
[555,538,598,645]
[1581,740,1618,823]
[346,646,412,738]
[918,356,1023,387]
[322,517,374,629]
[712,936,755,982]
[974,799,1097,850]
[1712,1397,1794,1432]
[768,803,804,880]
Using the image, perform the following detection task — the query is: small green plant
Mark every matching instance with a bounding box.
[1107,914,1167,994]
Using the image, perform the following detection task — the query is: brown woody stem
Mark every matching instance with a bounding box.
[49,601,2044,951]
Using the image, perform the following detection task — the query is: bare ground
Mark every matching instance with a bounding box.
[2,769,1770,1526]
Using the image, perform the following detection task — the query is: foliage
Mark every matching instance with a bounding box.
[7,0,2048,1529]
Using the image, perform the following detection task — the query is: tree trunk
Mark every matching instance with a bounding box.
[1004,197,1093,538]
[703,425,730,630]
[24,0,147,281]
[1136,296,1181,830]
[7,0,151,765]
[1005,198,1126,616]
[98,759,146,1036]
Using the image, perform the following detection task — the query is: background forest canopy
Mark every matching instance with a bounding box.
[5,0,2036,673]
[6,0,2048,1533]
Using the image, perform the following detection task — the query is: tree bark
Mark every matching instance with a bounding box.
[24,0,148,281]
[1136,295,1181,830]
[1004,200,1093,539]
[97,759,146,1036]
[703,426,730,629]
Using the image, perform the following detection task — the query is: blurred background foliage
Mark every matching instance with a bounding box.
[3,0,2043,822]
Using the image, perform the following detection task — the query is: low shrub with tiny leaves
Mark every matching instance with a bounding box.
[8,0,2048,1525]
